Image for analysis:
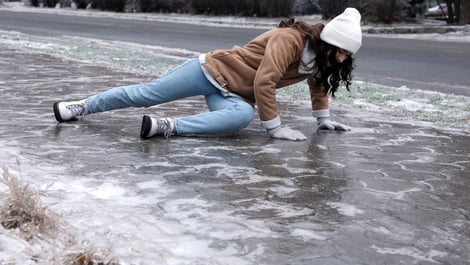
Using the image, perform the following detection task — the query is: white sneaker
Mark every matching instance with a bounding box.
[53,99,88,122]
[140,115,175,139]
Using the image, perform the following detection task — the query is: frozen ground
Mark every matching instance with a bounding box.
[0,3,469,265]
[0,40,469,264]
[1,29,468,131]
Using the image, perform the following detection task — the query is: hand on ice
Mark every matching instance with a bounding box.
[267,126,307,141]
[317,117,351,131]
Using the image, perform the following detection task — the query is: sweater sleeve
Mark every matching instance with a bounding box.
[253,32,302,123]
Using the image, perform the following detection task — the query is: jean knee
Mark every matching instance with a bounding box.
[234,103,255,129]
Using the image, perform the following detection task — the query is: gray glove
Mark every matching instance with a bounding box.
[267,126,307,141]
[317,117,351,131]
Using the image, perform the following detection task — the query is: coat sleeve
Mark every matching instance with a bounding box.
[253,32,303,125]
[307,77,330,117]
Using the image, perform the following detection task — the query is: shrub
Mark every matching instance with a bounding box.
[44,0,60,7]
[319,0,410,23]
[319,0,348,19]
[291,0,321,15]
[191,0,292,17]
[94,0,127,12]
[135,0,190,13]
[73,0,90,9]
[368,0,409,23]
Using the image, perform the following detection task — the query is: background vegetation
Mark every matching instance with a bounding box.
[23,0,469,24]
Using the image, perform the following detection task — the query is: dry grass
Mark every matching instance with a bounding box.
[0,165,62,237]
[0,161,119,265]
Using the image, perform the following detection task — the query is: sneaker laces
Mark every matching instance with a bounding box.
[157,118,173,139]
[66,102,88,119]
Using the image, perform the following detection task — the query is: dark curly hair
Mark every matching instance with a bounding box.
[278,18,355,97]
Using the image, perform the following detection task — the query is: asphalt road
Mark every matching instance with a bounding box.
[1,10,469,96]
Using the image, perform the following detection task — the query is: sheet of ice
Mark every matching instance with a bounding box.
[327,202,364,217]
[371,245,448,263]
[0,11,469,265]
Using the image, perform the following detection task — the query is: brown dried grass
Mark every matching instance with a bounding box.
[0,160,119,265]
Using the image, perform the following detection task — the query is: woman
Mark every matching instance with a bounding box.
[53,7,362,141]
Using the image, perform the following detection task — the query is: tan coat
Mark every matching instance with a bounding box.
[201,24,329,122]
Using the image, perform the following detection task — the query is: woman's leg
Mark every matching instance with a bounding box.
[71,56,254,136]
[86,58,217,113]
[175,93,255,135]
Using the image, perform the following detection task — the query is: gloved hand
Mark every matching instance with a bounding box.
[317,117,351,131]
[267,126,307,141]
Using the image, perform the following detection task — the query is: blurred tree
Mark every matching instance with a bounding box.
[462,0,470,23]
[319,0,348,18]
[73,0,89,9]
[407,0,425,18]
[94,0,127,12]
[44,0,59,7]
[445,0,460,23]
[190,0,292,17]
[292,0,321,15]
[320,0,410,23]
[269,0,291,17]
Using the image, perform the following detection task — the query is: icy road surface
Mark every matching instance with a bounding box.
[0,33,469,264]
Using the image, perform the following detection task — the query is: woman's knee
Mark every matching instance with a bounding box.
[233,103,255,128]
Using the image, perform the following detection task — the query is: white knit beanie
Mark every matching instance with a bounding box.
[320,7,362,54]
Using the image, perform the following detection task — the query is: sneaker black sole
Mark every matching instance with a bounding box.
[53,102,79,122]
[140,115,152,139]
[53,102,64,122]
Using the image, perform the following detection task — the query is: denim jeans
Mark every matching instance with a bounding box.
[87,58,255,135]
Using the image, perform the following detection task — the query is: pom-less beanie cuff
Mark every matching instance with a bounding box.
[320,7,362,54]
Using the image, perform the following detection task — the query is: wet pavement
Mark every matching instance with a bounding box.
[1,46,469,264]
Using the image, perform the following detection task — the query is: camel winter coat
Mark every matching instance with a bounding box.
[200,23,329,127]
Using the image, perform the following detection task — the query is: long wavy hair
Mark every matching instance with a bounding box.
[278,18,355,97]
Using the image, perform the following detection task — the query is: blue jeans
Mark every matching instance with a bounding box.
[87,58,255,135]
